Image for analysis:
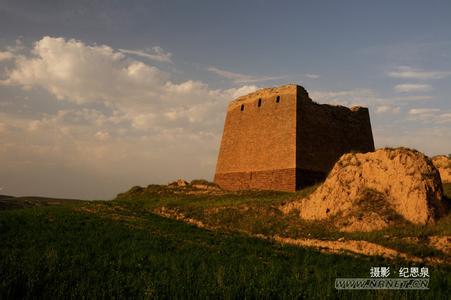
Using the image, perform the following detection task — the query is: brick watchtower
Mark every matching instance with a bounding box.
[214,84,375,191]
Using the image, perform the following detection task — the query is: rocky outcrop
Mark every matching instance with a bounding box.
[432,155,451,183]
[282,148,447,231]
[168,179,189,187]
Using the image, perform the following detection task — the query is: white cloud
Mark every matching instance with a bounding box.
[375,105,389,113]
[406,109,451,125]
[305,74,320,79]
[0,122,7,134]
[394,83,432,93]
[0,36,261,198]
[375,105,400,114]
[207,66,285,83]
[130,112,157,129]
[0,39,24,62]
[309,88,377,107]
[2,37,257,119]
[310,87,435,110]
[387,66,451,80]
[225,85,258,99]
[3,36,168,104]
[437,113,451,124]
[408,108,440,115]
[375,126,451,156]
[389,95,433,101]
[95,130,110,141]
[0,51,14,61]
[118,46,172,63]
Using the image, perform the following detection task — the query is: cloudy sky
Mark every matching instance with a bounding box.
[1,0,450,199]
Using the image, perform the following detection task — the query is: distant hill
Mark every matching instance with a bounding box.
[0,194,85,210]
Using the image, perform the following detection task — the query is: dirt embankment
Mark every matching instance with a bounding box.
[432,155,451,183]
[282,148,448,232]
[152,206,448,265]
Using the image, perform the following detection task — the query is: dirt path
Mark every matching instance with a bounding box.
[271,235,416,261]
[153,207,448,265]
[74,204,448,265]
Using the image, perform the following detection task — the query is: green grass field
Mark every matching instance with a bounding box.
[115,183,451,261]
[0,184,450,298]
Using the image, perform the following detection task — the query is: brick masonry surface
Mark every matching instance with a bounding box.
[214,84,375,191]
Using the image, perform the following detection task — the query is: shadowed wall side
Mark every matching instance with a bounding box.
[296,87,375,188]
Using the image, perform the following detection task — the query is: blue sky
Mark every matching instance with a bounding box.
[0,0,450,199]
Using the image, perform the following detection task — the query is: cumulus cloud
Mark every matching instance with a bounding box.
[0,51,14,61]
[0,122,7,134]
[95,130,110,141]
[437,113,451,124]
[407,108,451,125]
[304,74,320,79]
[3,37,169,105]
[0,39,24,62]
[394,83,432,93]
[0,36,259,198]
[408,108,440,115]
[310,88,410,116]
[310,87,435,114]
[375,105,400,114]
[388,66,451,80]
[207,66,285,83]
[309,88,378,107]
[2,37,257,115]
[390,95,433,101]
[118,46,172,63]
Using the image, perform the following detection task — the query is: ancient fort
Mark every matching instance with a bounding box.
[214,84,375,191]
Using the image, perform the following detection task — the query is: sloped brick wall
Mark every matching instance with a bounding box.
[214,84,375,191]
[214,85,298,191]
[296,89,375,180]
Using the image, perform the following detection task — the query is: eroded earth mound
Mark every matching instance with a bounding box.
[282,148,448,232]
[432,155,451,183]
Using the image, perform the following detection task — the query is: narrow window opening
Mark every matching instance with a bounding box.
[258,98,262,107]
[240,104,244,111]
[276,95,280,103]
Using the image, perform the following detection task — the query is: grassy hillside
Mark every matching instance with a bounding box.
[0,183,449,298]
[1,204,449,299]
[115,183,451,261]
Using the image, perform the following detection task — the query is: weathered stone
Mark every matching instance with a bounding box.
[168,179,189,187]
[282,148,447,231]
[192,184,208,190]
[432,155,451,183]
[214,84,375,191]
